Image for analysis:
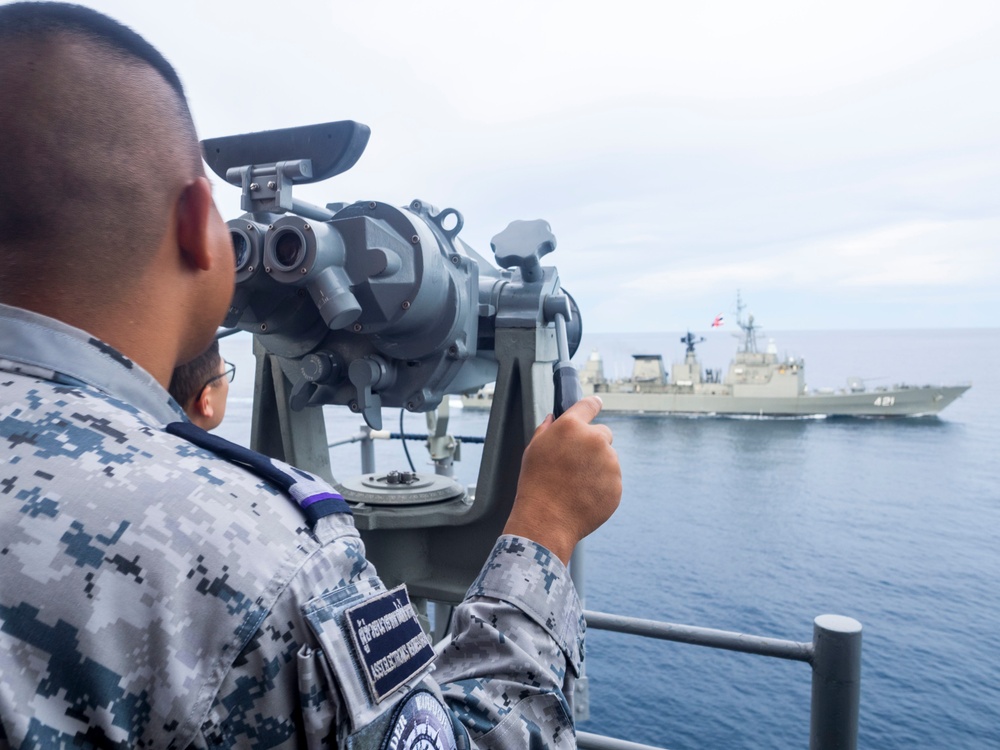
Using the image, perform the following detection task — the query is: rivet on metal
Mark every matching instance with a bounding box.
[265,266,272,273]
[368,201,377,209]
[300,267,308,274]
[267,181,276,190]
[250,182,260,191]
[304,224,311,232]
[410,235,419,244]
[401,301,411,310]
[352,323,363,333]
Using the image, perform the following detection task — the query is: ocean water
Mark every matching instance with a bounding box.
[216,328,1000,750]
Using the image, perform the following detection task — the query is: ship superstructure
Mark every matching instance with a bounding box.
[468,298,970,418]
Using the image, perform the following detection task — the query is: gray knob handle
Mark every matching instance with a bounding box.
[348,358,385,430]
[490,219,556,283]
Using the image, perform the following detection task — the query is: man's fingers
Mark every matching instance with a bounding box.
[528,396,610,448]
[560,395,603,424]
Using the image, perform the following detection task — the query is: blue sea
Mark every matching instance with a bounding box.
[217,327,1000,750]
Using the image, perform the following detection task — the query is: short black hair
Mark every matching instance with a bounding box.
[169,339,223,408]
[0,2,186,100]
[0,1,204,307]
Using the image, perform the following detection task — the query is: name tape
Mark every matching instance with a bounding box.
[345,585,435,702]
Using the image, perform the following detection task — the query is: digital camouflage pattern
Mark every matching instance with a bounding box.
[0,303,584,749]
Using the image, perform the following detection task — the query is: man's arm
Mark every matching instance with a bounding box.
[434,396,621,747]
[504,396,621,565]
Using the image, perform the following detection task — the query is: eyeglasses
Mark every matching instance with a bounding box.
[196,360,235,401]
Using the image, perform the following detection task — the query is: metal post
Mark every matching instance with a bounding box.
[250,340,333,483]
[425,401,457,478]
[810,614,862,750]
[360,427,376,474]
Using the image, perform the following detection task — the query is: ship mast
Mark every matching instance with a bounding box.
[735,291,760,354]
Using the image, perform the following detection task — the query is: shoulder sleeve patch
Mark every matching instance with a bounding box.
[345,585,436,703]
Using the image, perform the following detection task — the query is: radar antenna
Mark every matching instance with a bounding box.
[680,331,705,354]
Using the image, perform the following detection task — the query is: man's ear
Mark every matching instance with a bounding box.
[197,388,215,420]
[175,176,216,272]
[188,388,215,430]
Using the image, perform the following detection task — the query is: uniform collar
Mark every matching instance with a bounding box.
[0,303,186,425]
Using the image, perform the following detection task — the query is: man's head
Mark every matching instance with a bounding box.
[0,2,234,382]
[168,339,232,430]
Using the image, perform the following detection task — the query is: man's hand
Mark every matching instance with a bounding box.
[503,396,622,564]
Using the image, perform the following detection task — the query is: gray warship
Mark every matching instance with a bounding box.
[464,300,971,417]
[584,301,972,416]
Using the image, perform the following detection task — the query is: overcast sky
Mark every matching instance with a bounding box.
[30,0,1000,332]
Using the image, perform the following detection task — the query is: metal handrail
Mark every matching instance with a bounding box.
[578,731,668,750]
[584,610,813,661]
[577,610,862,750]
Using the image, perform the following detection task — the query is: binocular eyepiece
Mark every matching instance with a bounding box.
[204,121,579,429]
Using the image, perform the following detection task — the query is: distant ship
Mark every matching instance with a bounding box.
[463,301,971,418]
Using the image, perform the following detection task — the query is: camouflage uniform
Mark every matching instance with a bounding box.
[0,303,584,749]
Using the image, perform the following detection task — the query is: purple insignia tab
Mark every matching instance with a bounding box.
[300,491,344,508]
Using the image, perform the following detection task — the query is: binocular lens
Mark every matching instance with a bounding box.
[273,229,305,269]
[231,231,250,270]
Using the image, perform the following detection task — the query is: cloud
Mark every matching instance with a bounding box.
[59,0,1000,331]
[327,1,1000,122]
[620,218,1000,297]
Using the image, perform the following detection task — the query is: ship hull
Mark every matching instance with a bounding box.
[461,384,970,417]
[584,384,970,417]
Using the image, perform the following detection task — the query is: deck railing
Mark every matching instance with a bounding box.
[576,610,862,750]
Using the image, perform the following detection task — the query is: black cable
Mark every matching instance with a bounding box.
[389,432,484,444]
[399,408,416,472]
